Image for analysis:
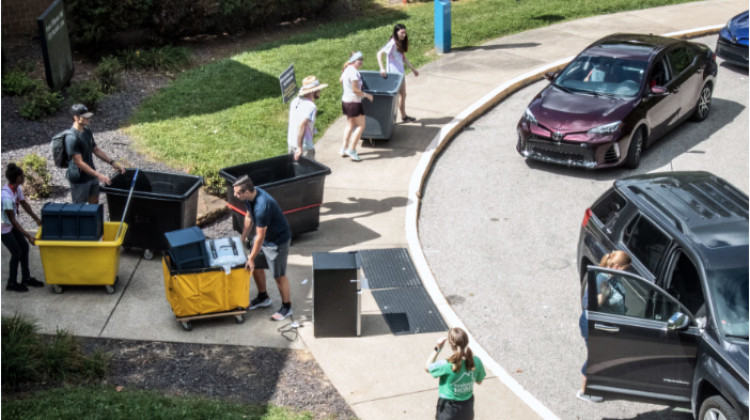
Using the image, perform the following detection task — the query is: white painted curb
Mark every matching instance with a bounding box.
[405,27,723,420]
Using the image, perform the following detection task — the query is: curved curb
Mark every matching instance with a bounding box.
[404,25,723,420]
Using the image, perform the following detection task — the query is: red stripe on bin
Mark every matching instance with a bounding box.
[227,202,322,216]
[227,202,247,216]
[282,203,322,215]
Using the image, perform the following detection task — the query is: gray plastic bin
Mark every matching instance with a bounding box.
[360,71,403,140]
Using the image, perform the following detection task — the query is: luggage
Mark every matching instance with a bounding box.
[205,237,247,272]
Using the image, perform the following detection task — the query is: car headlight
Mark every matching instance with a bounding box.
[588,121,622,135]
[524,108,538,125]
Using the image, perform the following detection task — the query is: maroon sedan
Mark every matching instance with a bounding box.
[516,33,717,169]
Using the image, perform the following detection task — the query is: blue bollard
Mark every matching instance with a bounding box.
[435,0,451,54]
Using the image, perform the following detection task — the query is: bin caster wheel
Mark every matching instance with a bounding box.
[181,321,192,331]
[143,249,154,260]
[51,285,63,294]
[235,315,245,324]
[105,285,116,294]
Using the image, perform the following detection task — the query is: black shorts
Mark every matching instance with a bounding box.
[342,101,364,118]
[436,396,474,420]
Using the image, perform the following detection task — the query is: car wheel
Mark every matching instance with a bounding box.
[624,128,644,169]
[691,83,713,122]
[699,395,738,420]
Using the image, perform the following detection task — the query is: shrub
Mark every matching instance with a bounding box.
[1,315,110,391]
[66,0,153,49]
[2,71,38,96]
[118,46,191,71]
[94,57,124,94]
[2,315,41,391]
[67,80,104,110]
[192,165,225,196]
[20,154,52,199]
[19,85,63,120]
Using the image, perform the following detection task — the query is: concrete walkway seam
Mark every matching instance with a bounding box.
[404,25,723,420]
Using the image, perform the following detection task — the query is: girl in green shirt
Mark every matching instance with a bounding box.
[426,327,486,420]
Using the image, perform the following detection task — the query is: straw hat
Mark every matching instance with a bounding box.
[298,75,328,96]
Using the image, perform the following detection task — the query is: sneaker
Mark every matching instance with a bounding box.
[271,305,293,321]
[249,295,272,310]
[339,148,347,157]
[22,277,44,288]
[345,149,362,161]
[402,115,416,123]
[6,282,29,293]
[576,390,603,403]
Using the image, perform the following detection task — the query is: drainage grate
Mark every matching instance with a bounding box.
[359,248,448,335]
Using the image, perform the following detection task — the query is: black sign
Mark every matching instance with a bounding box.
[279,64,297,104]
[38,0,74,91]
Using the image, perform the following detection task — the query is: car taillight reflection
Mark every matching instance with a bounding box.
[582,208,593,227]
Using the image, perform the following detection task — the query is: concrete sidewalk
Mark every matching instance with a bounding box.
[2,1,746,418]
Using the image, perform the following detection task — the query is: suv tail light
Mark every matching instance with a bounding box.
[582,208,593,227]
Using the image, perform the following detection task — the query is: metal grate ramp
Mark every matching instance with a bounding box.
[359,248,448,335]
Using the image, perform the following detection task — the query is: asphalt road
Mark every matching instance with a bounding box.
[419,35,748,420]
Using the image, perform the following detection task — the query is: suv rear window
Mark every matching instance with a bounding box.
[623,215,671,275]
[592,190,627,227]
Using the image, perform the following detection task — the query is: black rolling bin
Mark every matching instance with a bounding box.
[219,155,331,236]
[101,169,203,258]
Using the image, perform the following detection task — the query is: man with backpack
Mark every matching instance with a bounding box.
[62,104,124,203]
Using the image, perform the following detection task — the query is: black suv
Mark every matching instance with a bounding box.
[577,171,748,420]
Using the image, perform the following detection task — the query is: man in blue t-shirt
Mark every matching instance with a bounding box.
[233,175,293,321]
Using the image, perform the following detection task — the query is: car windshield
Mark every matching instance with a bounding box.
[554,54,648,98]
[707,267,749,339]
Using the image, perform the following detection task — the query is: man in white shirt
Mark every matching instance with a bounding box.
[287,75,328,161]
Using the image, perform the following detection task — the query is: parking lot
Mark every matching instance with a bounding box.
[418,34,748,419]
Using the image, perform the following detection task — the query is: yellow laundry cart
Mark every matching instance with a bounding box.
[162,253,250,331]
[35,222,127,294]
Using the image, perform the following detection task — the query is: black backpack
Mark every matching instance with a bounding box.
[50,129,75,168]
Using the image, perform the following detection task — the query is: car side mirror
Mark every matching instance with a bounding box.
[544,72,557,81]
[667,312,690,331]
[650,85,668,96]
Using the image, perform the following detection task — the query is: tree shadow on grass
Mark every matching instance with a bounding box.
[131,60,281,124]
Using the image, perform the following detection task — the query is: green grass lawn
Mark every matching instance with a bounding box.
[1,386,320,420]
[126,0,696,181]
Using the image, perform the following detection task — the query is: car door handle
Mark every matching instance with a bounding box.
[594,323,620,333]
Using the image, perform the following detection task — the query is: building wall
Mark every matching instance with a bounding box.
[2,0,54,38]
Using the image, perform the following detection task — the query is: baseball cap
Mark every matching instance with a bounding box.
[71,104,94,118]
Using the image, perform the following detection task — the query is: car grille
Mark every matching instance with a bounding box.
[525,136,594,168]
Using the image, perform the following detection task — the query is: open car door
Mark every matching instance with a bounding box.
[584,266,700,408]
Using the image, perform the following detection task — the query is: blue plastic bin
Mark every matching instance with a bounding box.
[41,202,103,240]
[165,226,209,270]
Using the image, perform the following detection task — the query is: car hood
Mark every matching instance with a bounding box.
[530,85,636,133]
[723,11,749,46]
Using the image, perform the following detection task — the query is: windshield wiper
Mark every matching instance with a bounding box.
[553,83,573,94]
[589,90,617,98]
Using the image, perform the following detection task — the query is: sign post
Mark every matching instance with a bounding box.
[37,0,74,91]
[279,64,297,104]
